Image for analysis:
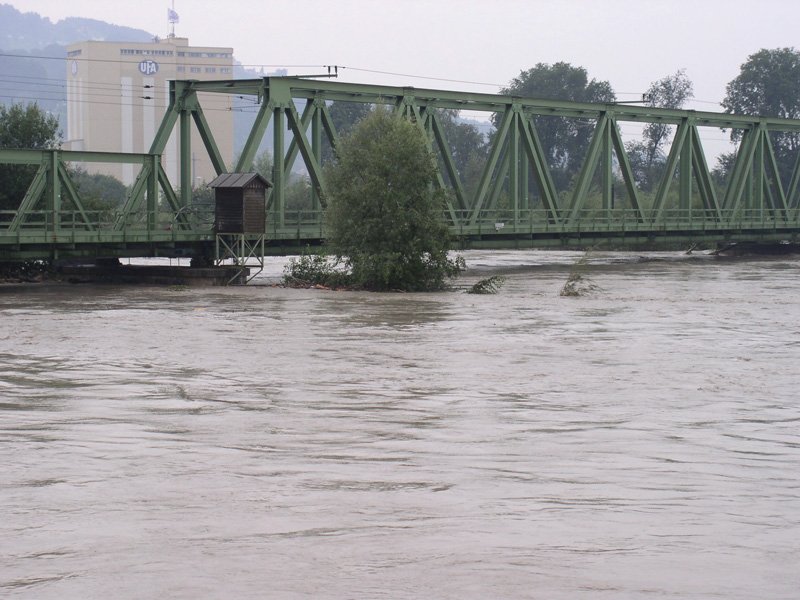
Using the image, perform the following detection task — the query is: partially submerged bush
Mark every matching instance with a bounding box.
[282,251,350,289]
[467,275,506,294]
[559,253,598,297]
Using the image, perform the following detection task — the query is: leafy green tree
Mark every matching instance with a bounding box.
[718,47,800,186]
[324,108,464,291]
[60,167,127,226]
[322,101,372,164]
[69,167,127,214]
[499,62,616,189]
[0,102,61,212]
[435,109,488,197]
[626,70,694,191]
[232,149,273,180]
[641,70,694,165]
[253,150,274,180]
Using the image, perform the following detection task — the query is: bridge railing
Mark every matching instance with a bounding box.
[258,206,800,244]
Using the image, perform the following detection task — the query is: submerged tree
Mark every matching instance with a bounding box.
[323,108,464,291]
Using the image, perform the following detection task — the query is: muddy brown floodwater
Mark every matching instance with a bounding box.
[1,250,799,599]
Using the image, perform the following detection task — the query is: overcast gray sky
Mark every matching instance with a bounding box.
[7,0,799,171]
[10,0,799,107]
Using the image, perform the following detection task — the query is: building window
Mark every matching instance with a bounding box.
[205,67,216,73]
[68,49,82,57]
[220,68,231,74]
[190,67,201,73]
[176,66,186,72]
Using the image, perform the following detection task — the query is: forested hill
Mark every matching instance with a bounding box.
[0,3,152,50]
[0,3,263,149]
[0,4,153,130]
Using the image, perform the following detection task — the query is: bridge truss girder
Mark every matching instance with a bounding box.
[174,77,800,226]
[4,76,800,262]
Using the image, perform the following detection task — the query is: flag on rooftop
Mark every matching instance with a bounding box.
[168,8,179,23]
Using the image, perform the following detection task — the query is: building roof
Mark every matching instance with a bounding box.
[208,172,272,189]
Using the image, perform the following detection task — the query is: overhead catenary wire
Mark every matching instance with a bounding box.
[1,50,733,130]
[2,50,730,109]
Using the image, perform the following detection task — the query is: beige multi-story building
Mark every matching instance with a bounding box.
[65,37,234,186]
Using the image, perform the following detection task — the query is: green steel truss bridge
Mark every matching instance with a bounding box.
[3,76,800,263]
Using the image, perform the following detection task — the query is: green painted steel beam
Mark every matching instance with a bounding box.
[469,108,513,224]
[569,113,611,221]
[285,103,328,201]
[57,162,94,231]
[608,117,644,221]
[689,127,722,219]
[192,104,227,176]
[8,165,47,232]
[519,115,560,221]
[653,121,690,220]
[430,111,468,212]
[0,148,150,165]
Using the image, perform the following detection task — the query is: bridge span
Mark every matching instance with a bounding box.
[2,76,800,264]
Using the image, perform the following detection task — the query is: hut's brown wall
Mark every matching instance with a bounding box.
[212,175,268,234]
[242,188,266,233]
[214,189,245,233]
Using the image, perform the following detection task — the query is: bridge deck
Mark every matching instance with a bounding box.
[2,208,797,261]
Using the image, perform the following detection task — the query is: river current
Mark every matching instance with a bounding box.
[1,250,799,599]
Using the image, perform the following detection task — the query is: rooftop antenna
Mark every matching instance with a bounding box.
[167,1,179,39]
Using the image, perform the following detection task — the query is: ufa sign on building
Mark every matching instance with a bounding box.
[138,60,159,75]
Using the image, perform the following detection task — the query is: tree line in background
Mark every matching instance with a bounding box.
[2,47,800,218]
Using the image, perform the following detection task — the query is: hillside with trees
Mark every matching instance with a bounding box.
[0,3,153,124]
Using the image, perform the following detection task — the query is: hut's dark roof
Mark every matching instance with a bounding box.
[208,172,272,189]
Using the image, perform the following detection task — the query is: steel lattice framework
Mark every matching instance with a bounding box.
[3,76,800,261]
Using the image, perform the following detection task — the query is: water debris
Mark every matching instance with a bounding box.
[559,253,599,297]
[466,275,506,295]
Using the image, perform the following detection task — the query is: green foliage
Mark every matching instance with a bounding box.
[626,140,665,192]
[285,176,314,212]
[722,48,800,121]
[712,151,737,187]
[68,167,127,214]
[282,250,350,288]
[625,70,693,193]
[253,150,274,180]
[434,109,489,198]
[191,182,215,205]
[0,102,61,150]
[499,62,616,190]
[721,47,800,187]
[231,149,273,180]
[0,102,61,211]
[641,70,693,160]
[324,108,464,291]
[322,101,372,164]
